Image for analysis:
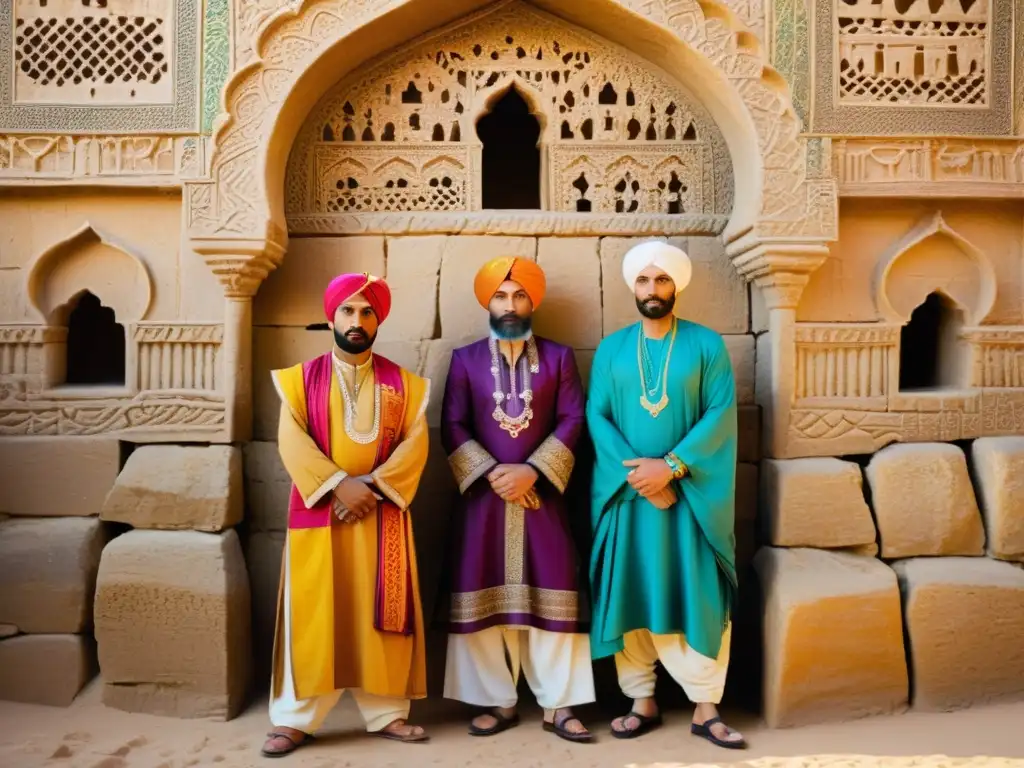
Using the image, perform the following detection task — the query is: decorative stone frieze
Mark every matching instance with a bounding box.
[0,135,208,184]
[835,138,1024,199]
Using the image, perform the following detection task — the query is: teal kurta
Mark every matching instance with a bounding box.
[587,319,738,662]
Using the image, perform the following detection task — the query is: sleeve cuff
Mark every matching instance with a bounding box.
[305,469,348,509]
[527,435,575,494]
[448,439,498,494]
[370,471,408,511]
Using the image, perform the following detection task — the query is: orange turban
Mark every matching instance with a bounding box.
[473,257,546,309]
[323,273,392,323]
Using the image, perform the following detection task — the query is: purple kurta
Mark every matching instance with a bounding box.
[441,336,585,635]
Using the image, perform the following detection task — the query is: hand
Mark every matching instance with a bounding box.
[623,458,674,496]
[333,477,377,522]
[487,464,539,503]
[646,486,677,510]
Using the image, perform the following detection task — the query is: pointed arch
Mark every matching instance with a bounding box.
[874,212,997,327]
[26,223,153,326]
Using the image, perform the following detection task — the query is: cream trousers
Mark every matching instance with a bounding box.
[614,626,732,705]
[268,544,410,734]
[444,626,596,710]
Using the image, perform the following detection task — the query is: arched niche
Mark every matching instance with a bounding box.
[27,223,153,326]
[187,0,832,264]
[874,212,997,328]
[283,2,733,223]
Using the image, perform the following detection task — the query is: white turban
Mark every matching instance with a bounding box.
[622,241,693,294]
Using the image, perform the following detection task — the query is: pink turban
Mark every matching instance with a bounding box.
[323,273,392,323]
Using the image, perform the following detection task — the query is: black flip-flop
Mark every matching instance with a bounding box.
[469,710,520,736]
[543,713,594,743]
[261,731,313,758]
[690,716,747,749]
[610,711,662,739]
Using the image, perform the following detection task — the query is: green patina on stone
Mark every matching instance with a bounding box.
[201,0,230,135]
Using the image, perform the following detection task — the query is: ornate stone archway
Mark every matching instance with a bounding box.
[187,0,837,443]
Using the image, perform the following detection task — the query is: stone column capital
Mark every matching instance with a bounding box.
[730,241,830,311]
[191,238,286,299]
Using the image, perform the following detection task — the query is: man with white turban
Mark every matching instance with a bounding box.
[586,241,745,748]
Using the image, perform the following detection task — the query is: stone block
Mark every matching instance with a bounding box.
[421,338,461,428]
[245,531,285,685]
[971,437,1024,561]
[754,546,908,728]
[0,634,97,707]
[101,446,242,532]
[533,238,602,349]
[438,236,536,340]
[865,443,985,558]
[761,458,876,548]
[893,557,1024,711]
[254,236,386,327]
[94,529,251,720]
[253,326,332,441]
[243,442,291,532]
[600,236,748,337]
[0,517,109,633]
[0,437,120,517]
[724,334,755,405]
[0,624,17,638]
[379,236,446,343]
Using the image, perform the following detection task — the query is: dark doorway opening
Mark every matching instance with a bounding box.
[476,87,541,209]
[65,291,126,386]
[898,291,963,391]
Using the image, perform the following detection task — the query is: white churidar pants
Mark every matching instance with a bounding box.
[444,626,596,710]
[614,625,732,705]
[268,543,410,734]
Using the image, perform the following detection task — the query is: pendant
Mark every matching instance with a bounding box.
[640,392,669,418]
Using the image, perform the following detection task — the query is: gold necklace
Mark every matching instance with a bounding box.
[637,320,676,418]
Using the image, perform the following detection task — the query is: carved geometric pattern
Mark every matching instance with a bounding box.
[837,0,989,107]
[14,11,169,93]
[201,0,230,134]
[0,397,227,436]
[963,326,1024,388]
[812,0,1012,135]
[135,324,224,392]
[189,0,835,256]
[0,0,200,132]
[286,2,732,220]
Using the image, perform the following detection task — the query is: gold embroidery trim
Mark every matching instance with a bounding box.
[504,501,525,585]
[448,440,497,494]
[450,585,579,624]
[528,435,575,493]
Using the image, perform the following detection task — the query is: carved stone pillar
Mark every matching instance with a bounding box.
[193,243,285,443]
[731,243,829,459]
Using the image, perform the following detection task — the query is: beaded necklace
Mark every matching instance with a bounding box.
[489,336,539,439]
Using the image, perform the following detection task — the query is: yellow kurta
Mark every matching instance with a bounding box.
[270,353,430,702]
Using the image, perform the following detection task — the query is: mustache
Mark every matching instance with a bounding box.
[343,328,368,338]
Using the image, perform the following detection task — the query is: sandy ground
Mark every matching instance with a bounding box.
[1,682,1022,768]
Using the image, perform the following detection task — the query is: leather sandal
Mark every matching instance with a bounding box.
[691,716,747,749]
[469,710,520,736]
[543,713,594,743]
[261,730,312,758]
[610,711,663,740]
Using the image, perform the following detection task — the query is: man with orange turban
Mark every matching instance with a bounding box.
[441,257,596,743]
[261,273,432,758]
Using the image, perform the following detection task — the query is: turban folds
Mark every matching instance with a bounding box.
[622,241,693,294]
[473,257,547,309]
[323,272,392,323]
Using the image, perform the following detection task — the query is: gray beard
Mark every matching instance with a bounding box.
[489,313,532,341]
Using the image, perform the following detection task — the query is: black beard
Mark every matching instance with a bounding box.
[334,327,375,354]
[636,295,675,320]
[489,313,532,340]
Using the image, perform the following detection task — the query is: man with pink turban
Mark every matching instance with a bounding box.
[262,273,432,757]
[440,257,596,743]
